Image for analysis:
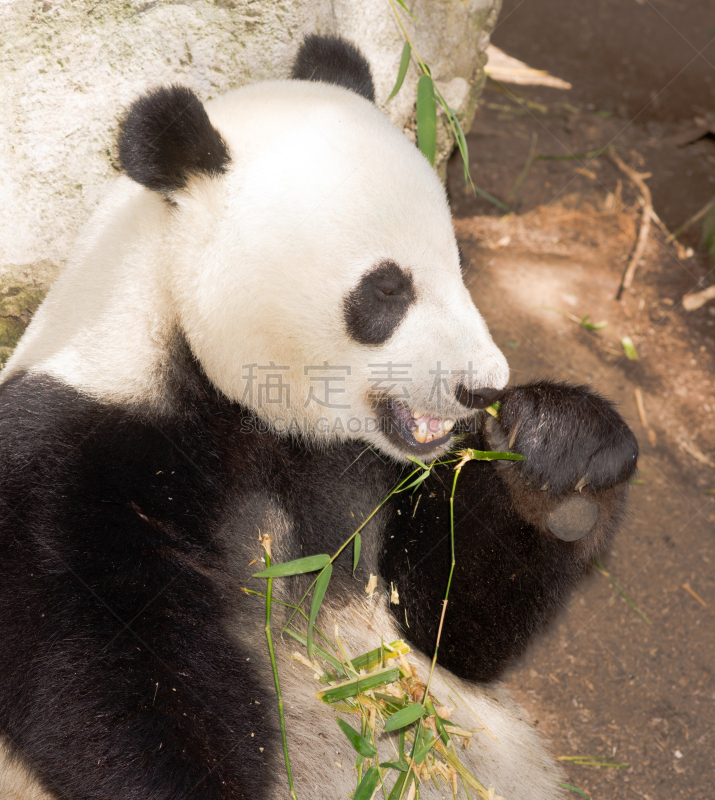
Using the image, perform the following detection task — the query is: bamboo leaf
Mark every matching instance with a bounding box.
[317,666,402,703]
[451,110,472,188]
[253,554,330,578]
[416,74,437,165]
[307,564,332,660]
[388,41,412,101]
[558,783,591,799]
[394,0,419,22]
[379,760,409,772]
[336,718,378,757]
[397,468,432,492]
[354,766,380,800]
[387,771,413,800]
[580,315,607,331]
[621,336,639,360]
[425,700,449,745]
[413,728,435,763]
[465,449,525,462]
[283,628,345,676]
[383,702,426,731]
[340,640,409,676]
[353,533,362,572]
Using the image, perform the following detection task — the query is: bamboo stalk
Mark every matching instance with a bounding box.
[261,536,299,800]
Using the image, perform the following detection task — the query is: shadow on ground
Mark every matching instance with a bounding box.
[450,3,715,796]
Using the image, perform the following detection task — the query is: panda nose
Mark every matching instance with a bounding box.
[455,385,504,410]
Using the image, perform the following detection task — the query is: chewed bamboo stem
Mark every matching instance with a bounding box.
[261,535,298,800]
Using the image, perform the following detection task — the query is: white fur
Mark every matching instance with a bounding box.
[271,598,568,800]
[0,742,55,800]
[3,80,508,461]
[217,499,567,800]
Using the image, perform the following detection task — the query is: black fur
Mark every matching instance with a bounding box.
[292,34,376,102]
[382,448,581,682]
[454,385,504,410]
[492,381,639,496]
[344,261,416,346]
[0,338,637,794]
[382,381,638,681]
[118,86,230,193]
[0,342,398,799]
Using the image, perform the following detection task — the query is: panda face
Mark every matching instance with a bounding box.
[4,77,508,463]
[163,80,509,461]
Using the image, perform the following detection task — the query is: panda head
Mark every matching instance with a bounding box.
[117,35,509,462]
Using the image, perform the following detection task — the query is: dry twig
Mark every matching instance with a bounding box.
[609,152,652,300]
[666,196,715,244]
[634,387,656,447]
[682,583,708,607]
[683,285,715,311]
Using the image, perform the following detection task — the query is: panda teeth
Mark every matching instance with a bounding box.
[414,422,428,444]
[409,416,456,444]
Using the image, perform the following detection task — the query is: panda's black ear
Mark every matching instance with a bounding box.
[118,86,231,194]
[292,35,375,103]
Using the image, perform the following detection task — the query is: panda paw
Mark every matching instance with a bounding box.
[488,380,639,498]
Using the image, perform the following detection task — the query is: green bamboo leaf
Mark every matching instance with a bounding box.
[413,728,435,764]
[336,718,378,758]
[558,783,591,799]
[283,628,345,677]
[451,110,471,185]
[387,771,413,800]
[379,760,409,772]
[253,554,330,578]
[353,533,362,572]
[466,449,525,462]
[416,74,437,165]
[383,702,426,732]
[307,563,332,659]
[374,694,408,712]
[425,700,449,745]
[388,41,412,101]
[396,468,432,493]
[341,640,408,676]
[354,766,380,800]
[394,0,419,21]
[621,336,639,360]
[317,666,402,703]
[580,315,607,331]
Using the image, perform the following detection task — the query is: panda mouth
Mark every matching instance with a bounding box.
[377,400,456,452]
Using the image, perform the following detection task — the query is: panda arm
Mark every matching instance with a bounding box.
[380,380,638,682]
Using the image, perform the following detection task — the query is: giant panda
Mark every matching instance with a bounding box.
[0,35,638,800]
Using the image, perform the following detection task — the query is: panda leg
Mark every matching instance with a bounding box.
[381,380,638,682]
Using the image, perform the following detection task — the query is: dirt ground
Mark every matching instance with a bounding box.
[449,3,715,798]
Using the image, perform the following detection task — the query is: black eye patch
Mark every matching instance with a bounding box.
[343,261,415,346]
